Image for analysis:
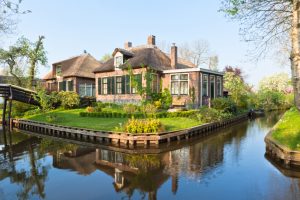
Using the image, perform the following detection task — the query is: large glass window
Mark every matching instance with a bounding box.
[116,76,122,94]
[216,76,222,97]
[79,83,95,97]
[102,78,108,95]
[171,74,188,95]
[210,75,215,99]
[202,74,208,96]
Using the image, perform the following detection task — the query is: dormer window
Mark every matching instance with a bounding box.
[115,56,123,69]
[56,65,62,76]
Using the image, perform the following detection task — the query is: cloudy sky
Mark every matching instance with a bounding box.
[1,0,290,87]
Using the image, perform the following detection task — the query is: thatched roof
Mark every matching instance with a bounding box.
[94,45,196,73]
[43,54,102,80]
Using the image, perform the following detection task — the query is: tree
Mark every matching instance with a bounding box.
[209,55,219,71]
[21,36,47,88]
[0,41,27,86]
[259,73,292,93]
[100,53,112,62]
[0,0,30,35]
[221,0,300,111]
[178,40,210,66]
[224,71,249,108]
[224,66,244,82]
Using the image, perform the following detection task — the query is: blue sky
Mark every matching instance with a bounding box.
[2,0,290,87]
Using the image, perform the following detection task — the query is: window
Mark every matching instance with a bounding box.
[202,74,208,96]
[151,74,159,93]
[115,56,123,68]
[131,74,142,94]
[67,80,73,91]
[171,74,188,95]
[59,81,66,91]
[216,76,222,97]
[56,66,62,76]
[210,75,215,99]
[116,76,122,94]
[102,78,108,95]
[79,83,95,97]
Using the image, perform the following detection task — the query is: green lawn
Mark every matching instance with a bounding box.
[272,107,300,150]
[25,109,201,132]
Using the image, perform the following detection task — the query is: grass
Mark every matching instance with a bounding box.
[272,107,300,150]
[25,108,201,132]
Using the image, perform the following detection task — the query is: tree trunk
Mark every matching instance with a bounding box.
[291,0,300,111]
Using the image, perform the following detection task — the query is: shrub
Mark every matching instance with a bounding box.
[36,89,60,111]
[197,107,231,123]
[211,97,237,114]
[58,91,80,109]
[141,103,157,117]
[124,117,164,133]
[123,104,139,114]
[46,114,59,123]
[161,88,172,109]
[86,106,94,113]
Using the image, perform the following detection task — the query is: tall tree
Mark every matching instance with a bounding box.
[21,36,47,88]
[0,42,27,86]
[221,0,300,111]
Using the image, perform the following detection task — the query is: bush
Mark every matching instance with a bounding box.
[12,101,37,118]
[58,91,80,109]
[211,97,237,114]
[123,117,164,133]
[86,106,94,113]
[36,89,60,111]
[141,103,157,117]
[46,114,59,123]
[123,104,139,114]
[257,90,287,111]
[197,107,232,123]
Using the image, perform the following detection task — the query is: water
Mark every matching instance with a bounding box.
[1,112,299,200]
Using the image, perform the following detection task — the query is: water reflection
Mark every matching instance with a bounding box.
[1,111,300,200]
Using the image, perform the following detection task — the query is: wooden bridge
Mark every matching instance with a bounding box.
[0,84,39,128]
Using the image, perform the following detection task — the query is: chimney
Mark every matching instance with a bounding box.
[171,43,177,69]
[147,35,156,45]
[124,41,132,49]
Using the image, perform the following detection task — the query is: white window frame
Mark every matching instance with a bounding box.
[170,73,189,95]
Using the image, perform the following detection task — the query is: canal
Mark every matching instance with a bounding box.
[0,112,300,200]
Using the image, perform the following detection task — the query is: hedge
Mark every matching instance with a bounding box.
[79,110,199,119]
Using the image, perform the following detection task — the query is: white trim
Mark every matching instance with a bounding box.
[162,68,224,76]
[200,73,203,106]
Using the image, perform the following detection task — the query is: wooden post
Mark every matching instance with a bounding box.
[2,98,7,128]
[8,100,12,131]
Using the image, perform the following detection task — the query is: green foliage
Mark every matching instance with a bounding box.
[197,107,232,123]
[160,88,173,109]
[257,90,292,111]
[123,104,139,114]
[100,53,112,62]
[141,103,157,117]
[211,97,237,113]
[58,91,80,109]
[36,89,59,111]
[45,114,59,123]
[123,117,164,134]
[224,72,249,108]
[12,101,37,118]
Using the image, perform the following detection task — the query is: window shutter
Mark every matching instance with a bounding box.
[111,77,115,94]
[137,74,142,88]
[125,75,130,94]
[62,81,67,91]
[59,82,63,91]
[122,76,126,94]
[98,78,101,95]
[107,77,111,94]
